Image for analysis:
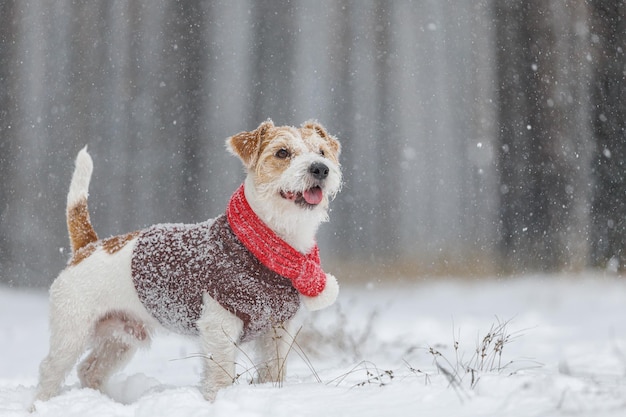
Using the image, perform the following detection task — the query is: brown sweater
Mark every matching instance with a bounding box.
[131,215,300,342]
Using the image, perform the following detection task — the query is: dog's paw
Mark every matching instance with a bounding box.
[300,273,339,311]
[202,387,218,402]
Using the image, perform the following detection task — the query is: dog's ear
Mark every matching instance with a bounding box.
[303,121,341,157]
[227,119,274,169]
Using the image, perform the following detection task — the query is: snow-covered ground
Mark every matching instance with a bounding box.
[2,273,626,416]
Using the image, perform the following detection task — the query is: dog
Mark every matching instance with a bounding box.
[34,120,342,404]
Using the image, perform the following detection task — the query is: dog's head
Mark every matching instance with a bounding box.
[227,119,342,215]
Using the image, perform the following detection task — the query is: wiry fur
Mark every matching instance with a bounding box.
[34,120,341,406]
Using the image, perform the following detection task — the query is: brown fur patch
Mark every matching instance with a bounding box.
[102,231,140,254]
[228,120,274,169]
[69,231,139,266]
[301,121,341,160]
[67,198,99,253]
[96,310,148,341]
[70,244,97,266]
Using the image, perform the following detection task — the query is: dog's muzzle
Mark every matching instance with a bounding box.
[280,162,331,208]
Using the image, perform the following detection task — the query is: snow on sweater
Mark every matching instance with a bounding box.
[131,215,301,342]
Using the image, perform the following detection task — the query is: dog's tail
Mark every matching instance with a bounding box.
[66,146,98,253]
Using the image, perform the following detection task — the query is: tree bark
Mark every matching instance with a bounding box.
[589,0,626,272]
[0,0,17,284]
[495,0,592,272]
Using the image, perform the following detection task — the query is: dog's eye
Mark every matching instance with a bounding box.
[319,149,325,157]
[275,149,290,159]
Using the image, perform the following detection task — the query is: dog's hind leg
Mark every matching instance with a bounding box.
[77,311,150,392]
[77,339,137,391]
[35,313,92,402]
[197,295,243,401]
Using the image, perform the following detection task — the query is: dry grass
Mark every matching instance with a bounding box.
[401,317,542,398]
[424,318,520,389]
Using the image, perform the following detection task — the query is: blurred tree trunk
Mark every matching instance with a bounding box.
[249,1,296,125]
[373,0,401,257]
[0,0,17,284]
[167,0,208,221]
[588,1,626,272]
[326,0,359,258]
[494,0,592,273]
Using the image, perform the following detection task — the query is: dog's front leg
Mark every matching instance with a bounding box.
[197,295,243,401]
[255,321,294,385]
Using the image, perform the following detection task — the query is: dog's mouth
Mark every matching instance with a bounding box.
[280,186,324,208]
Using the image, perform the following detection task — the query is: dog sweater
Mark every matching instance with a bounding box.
[131,215,301,342]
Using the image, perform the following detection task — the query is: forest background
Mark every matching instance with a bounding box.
[1,0,625,287]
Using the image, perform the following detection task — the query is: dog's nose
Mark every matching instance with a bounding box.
[309,162,329,180]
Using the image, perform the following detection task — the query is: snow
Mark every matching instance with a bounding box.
[2,273,626,416]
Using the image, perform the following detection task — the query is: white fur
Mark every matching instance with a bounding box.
[66,146,93,208]
[197,294,244,401]
[36,241,151,401]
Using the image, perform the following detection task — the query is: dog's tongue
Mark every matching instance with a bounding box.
[303,187,323,205]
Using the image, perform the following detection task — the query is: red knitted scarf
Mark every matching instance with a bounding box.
[226,184,326,297]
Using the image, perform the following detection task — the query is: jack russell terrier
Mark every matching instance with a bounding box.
[34,120,342,404]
